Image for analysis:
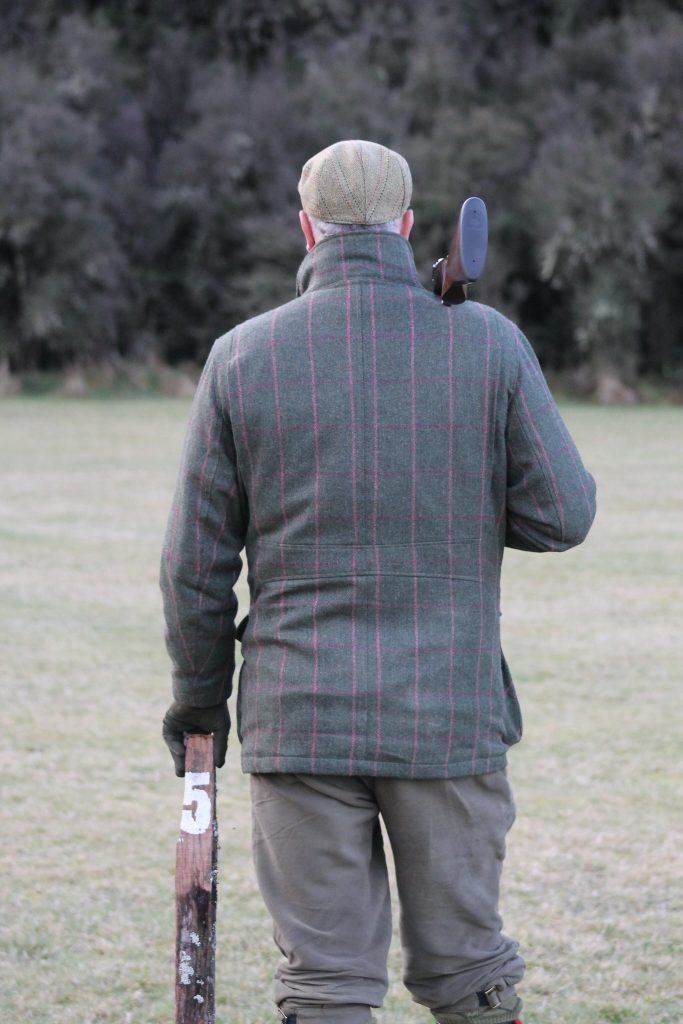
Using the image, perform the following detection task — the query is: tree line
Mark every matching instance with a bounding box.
[1,0,681,395]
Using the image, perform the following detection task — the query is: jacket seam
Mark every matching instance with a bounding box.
[254,539,480,548]
[212,330,233,423]
[359,283,370,761]
[194,352,226,679]
[217,329,251,521]
[359,285,368,547]
[304,281,433,296]
[241,752,508,769]
[510,326,523,399]
[259,572,485,583]
[510,387,564,543]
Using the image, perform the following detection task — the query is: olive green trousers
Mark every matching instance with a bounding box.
[250,768,525,1024]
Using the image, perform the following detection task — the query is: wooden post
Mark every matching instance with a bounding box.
[175,734,218,1024]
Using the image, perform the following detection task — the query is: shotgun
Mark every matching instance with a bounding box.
[432,196,488,305]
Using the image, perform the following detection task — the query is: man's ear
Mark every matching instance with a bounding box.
[400,208,414,240]
[299,210,316,252]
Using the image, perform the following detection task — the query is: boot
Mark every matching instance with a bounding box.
[432,989,523,1024]
[276,1008,378,1024]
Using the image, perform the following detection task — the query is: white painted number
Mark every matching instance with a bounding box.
[181,771,211,835]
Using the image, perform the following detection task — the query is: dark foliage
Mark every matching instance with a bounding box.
[0,1,681,384]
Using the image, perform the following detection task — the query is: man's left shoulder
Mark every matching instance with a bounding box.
[465,300,519,340]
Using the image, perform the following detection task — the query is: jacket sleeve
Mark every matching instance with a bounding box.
[159,339,248,706]
[505,326,597,552]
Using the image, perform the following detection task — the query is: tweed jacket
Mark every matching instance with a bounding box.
[159,229,597,778]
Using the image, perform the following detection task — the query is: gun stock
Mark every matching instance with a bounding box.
[432,196,488,305]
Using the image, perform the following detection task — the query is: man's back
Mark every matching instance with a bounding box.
[160,140,598,1024]
[199,229,596,777]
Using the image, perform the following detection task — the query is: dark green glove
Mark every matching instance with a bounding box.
[162,701,230,777]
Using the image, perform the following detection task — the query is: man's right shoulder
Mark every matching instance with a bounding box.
[214,296,306,361]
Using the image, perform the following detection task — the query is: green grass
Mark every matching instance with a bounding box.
[1,397,681,1024]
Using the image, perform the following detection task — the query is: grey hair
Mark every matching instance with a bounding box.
[308,213,403,242]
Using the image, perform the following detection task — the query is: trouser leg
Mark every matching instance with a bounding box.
[250,773,392,1024]
[373,768,525,1022]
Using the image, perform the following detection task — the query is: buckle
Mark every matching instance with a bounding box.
[482,985,502,1008]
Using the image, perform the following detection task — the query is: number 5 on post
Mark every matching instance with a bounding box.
[175,733,218,1024]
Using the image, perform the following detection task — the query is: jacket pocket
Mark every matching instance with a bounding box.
[500,648,523,744]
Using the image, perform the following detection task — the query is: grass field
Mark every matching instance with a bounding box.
[1,397,681,1024]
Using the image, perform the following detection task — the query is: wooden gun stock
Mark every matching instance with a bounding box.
[432,196,488,305]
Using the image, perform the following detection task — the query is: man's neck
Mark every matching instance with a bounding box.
[295,230,423,296]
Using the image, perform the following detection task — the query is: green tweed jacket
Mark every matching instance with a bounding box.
[159,229,597,778]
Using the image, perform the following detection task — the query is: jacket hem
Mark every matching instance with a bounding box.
[240,750,509,778]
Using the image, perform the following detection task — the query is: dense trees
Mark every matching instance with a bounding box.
[1,1,681,393]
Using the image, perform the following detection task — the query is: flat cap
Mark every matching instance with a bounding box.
[298,139,412,225]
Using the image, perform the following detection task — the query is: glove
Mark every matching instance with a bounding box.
[162,700,230,777]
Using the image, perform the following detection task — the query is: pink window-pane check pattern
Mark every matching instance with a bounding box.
[160,229,596,778]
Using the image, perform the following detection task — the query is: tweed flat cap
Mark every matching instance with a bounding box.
[298,139,412,225]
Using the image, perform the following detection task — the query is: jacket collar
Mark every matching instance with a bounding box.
[295,229,424,296]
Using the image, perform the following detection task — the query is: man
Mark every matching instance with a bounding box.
[161,139,597,1024]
